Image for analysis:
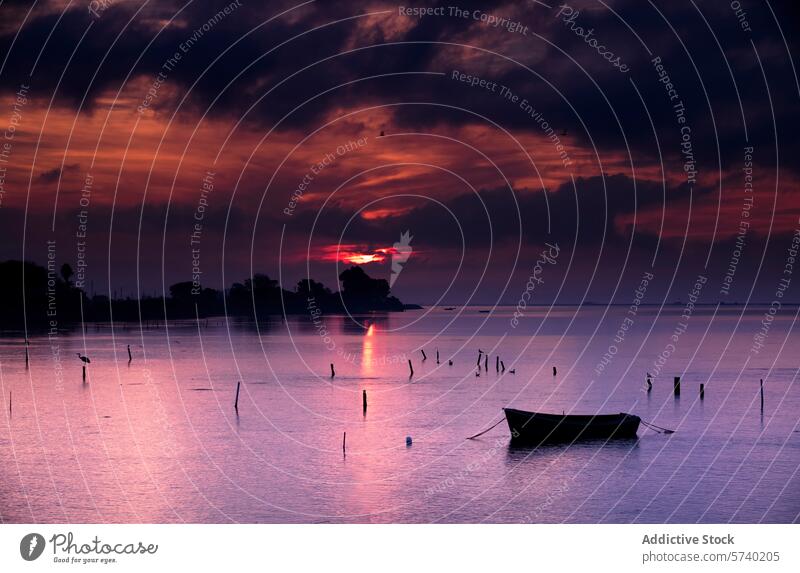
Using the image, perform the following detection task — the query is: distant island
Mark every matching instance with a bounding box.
[0,260,420,329]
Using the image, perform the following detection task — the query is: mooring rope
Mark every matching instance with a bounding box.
[466,417,505,439]
[641,419,675,434]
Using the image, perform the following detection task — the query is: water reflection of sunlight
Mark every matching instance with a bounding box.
[361,323,375,375]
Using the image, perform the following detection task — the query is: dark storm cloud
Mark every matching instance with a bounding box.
[275,173,700,251]
[383,0,797,173]
[0,0,355,122]
[1,0,794,166]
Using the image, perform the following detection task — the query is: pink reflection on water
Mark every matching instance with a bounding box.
[361,323,376,377]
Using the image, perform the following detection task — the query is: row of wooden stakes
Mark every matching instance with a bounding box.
[657,374,765,411]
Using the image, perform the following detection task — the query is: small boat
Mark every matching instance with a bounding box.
[504,408,640,444]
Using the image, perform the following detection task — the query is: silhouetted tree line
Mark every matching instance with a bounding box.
[0,260,415,329]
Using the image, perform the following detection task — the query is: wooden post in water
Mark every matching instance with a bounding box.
[700,383,705,400]
[330,363,335,378]
[760,379,764,412]
[436,349,440,364]
[673,376,681,397]
[553,366,557,376]
[646,374,652,393]
[476,351,482,367]
[500,360,505,373]
[234,381,241,414]
[408,359,414,377]
[24,340,29,368]
[127,345,132,363]
[496,356,500,372]
[484,354,488,371]
[82,365,86,383]
[362,389,367,413]
[342,431,346,455]
[8,390,11,417]
[421,349,427,361]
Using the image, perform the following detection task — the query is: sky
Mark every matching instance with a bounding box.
[0,0,798,305]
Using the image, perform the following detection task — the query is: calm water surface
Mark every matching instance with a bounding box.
[1,306,798,523]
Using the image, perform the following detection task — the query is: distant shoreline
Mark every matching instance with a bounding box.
[428,302,800,307]
[0,260,416,330]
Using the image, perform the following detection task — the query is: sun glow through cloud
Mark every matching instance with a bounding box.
[317,244,397,265]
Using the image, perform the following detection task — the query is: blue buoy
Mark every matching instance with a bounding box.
[405,436,412,446]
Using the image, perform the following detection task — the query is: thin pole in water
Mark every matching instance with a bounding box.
[421,349,427,361]
[363,389,367,413]
[484,354,488,371]
[700,383,705,400]
[127,345,132,363]
[496,356,499,372]
[408,360,414,377]
[330,363,335,378]
[760,379,764,412]
[24,340,29,368]
[500,360,505,373]
[8,390,11,417]
[553,366,557,376]
[673,376,681,397]
[342,431,346,455]
[436,349,440,364]
[82,365,86,383]
[234,381,241,414]
[647,374,652,393]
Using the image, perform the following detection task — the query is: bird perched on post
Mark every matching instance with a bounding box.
[77,353,91,364]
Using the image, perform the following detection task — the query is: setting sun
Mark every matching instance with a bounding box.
[317,244,394,265]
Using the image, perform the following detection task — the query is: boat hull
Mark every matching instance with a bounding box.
[504,408,640,444]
